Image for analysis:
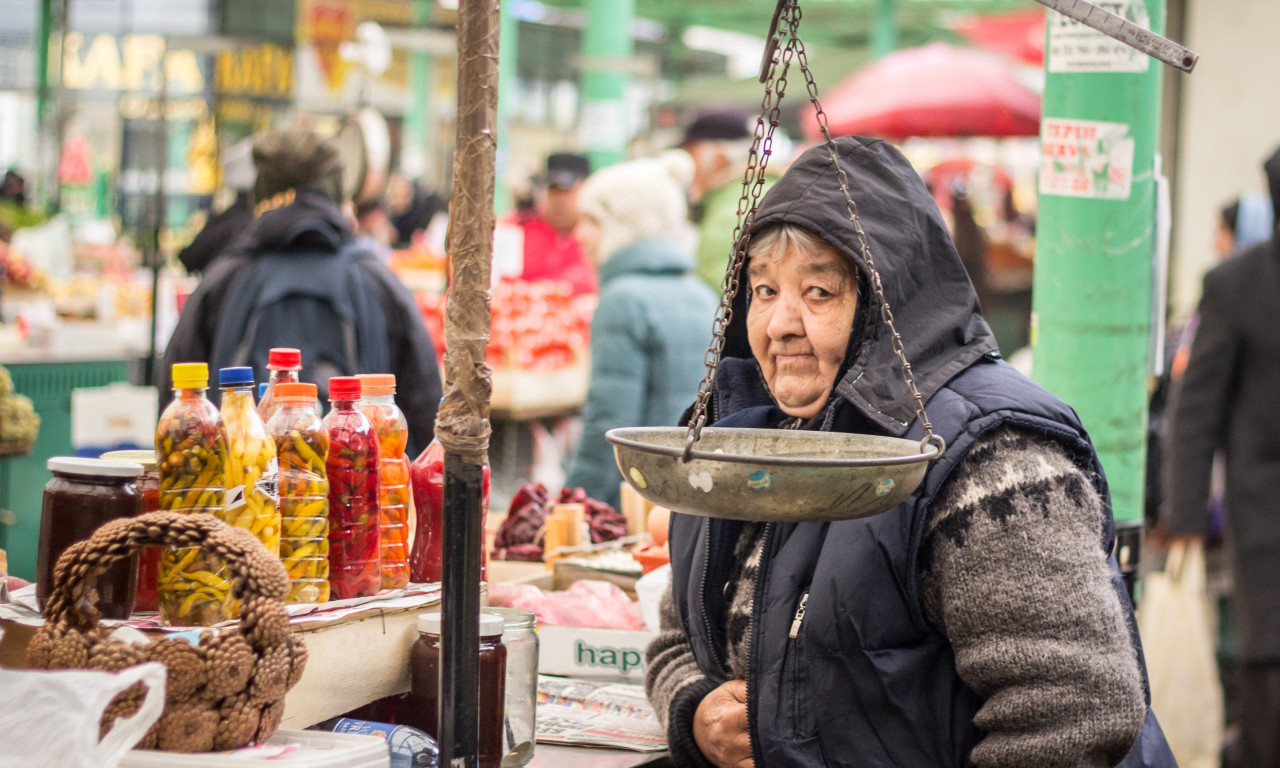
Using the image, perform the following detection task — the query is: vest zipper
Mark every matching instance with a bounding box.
[745,522,775,767]
[789,591,809,638]
[698,527,728,677]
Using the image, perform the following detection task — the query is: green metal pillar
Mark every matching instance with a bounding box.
[404,0,433,183]
[35,0,56,211]
[580,0,633,170]
[1031,0,1165,522]
[495,0,518,213]
[872,0,897,59]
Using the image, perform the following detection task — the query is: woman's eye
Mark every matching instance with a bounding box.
[754,284,776,298]
[807,286,833,299]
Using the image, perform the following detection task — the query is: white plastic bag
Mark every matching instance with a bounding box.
[0,662,166,768]
[1138,541,1223,768]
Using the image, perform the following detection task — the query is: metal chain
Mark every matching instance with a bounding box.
[682,0,796,462]
[790,7,941,453]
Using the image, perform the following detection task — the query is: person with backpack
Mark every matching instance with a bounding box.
[160,129,443,455]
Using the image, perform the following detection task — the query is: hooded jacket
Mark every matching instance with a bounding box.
[666,137,1173,766]
[161,188,443,454]
[566,239,717,509]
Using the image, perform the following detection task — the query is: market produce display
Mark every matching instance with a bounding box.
[359,374,411,590]
[0,363,39,451]
[267,383,331,604]
[491,483,628,562]
[220,368,281,558]
[323,377,382,599]
[156,363,231,626]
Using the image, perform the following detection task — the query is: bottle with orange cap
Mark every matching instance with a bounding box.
[324,376,381,599]
[155,362,231,625]
[358,374,411,590]
[267,382,331,603]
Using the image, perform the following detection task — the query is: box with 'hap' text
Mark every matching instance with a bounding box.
[537,625,658,682]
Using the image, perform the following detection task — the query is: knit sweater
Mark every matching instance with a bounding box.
[644,426,1147,768]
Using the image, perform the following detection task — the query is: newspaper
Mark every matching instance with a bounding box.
[536,675,667,752]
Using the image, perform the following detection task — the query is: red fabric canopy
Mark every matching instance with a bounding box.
[803,42,1042,140]
[953,8,1046,66]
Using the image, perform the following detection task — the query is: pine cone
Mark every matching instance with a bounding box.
[286,638,308,689]
[155,701,219,752]
[255,699,286,744]
[249,643,292,704]
[26,622,90,669]
[212,692,260,750]
[240,596,290,650]
[202,632,255,701]
[148,638,207,702]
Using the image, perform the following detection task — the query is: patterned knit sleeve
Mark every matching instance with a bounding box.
[645,583,718,768]
[918,426,1147,768]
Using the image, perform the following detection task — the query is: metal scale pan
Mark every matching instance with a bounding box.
[606,0,1196,523]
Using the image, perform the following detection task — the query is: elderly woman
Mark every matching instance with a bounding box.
[645,137,1175,768]
[565,157,718,509]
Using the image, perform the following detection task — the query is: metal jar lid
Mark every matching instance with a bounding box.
[418,611,506,638]
[47,456,144,479]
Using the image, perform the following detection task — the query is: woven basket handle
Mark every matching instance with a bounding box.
[43,511,290,633]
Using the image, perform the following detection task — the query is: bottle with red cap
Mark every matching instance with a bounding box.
[410,417,489,584]
[323,376,381,598]
[267,382,331,603]
[358,374,411,590]
[257,347,303,423]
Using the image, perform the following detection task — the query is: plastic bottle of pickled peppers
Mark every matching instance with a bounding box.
[257,347,304,423]
[219,367,280,558]
[358,374,411,590]
[409,428,489,584]
[323,376,382,598]
[156,362,231,626]
[267,382,331,604]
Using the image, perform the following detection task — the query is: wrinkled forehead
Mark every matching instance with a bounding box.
[746,226,855,281]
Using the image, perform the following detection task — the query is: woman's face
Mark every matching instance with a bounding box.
[575,215,603,265]
[747,237,858,419]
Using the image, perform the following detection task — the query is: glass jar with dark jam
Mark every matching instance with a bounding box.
[36,457,144,619]
[406,612,507,768]
[101,449,161,612]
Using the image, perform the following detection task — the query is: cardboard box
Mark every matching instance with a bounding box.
[538,625,657,682]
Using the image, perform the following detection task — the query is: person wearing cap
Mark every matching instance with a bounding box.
[503,152,597,296]
[159,128,443,455]
[177,138,256,274]
[676,110,788,292]
[564,157,717,510]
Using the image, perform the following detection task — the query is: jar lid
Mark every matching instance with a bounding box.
[219,367,255,386]
[48,456,144,478]
[328,376,362,400]
[418,612,506,638]
[99,450,158,472]
[483,607,537,630]
[357,374,396,396]
[267,348,302,370]
[275,383,318,401]
[171,362,208,389]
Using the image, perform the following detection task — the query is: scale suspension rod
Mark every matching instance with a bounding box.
[1032,0,1197,72]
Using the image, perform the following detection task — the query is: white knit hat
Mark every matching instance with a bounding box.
[578,155,690,262]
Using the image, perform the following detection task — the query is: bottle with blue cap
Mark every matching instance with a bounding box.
[219,367,281,559]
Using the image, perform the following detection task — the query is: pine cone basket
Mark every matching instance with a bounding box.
[26,511,307,752]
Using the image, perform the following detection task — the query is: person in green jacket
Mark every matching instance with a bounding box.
[565,156,719,509]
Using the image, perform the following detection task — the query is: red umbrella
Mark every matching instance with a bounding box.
[952,8,1046,66]
[804,42,1042,140]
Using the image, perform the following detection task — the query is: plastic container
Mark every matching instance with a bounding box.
[100,449,163,612]
[358,374,411,590]
[405,612,507,768]
[258,347,303,423]
[409,438,489,584]
[324,377,381,599]
[119,729,390,767]
[485,608,538,768]
[36,457,143,619]
[268,382,332,604]
[156,362,231,626]
[220,367,281,558]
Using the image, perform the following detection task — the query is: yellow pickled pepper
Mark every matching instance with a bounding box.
[218,367,280,557]
[266,382,331,604]
[156,362,232,626]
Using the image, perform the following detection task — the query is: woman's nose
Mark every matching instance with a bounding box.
[768,291,806,340]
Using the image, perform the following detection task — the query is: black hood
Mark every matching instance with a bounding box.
[240,187,353,255]
[720,136,997,436]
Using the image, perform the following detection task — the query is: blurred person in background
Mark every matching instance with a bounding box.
[388,172,446,249]
[503,152,597,296]
[565,156,717,509]
[178,138,255,274]
[1164,148,1280,768]
[161,129,442,454]
[354,197,397,254]
[1,170,26,207]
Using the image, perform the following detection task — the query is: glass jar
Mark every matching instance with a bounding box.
[36,457,144,619]
[485,608,538,768]
[100,450,161,612]
[406,612,507,768]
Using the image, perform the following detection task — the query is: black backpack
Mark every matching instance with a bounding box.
[209,240,392,402]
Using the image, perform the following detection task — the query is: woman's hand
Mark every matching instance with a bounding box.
[693,680,754,768]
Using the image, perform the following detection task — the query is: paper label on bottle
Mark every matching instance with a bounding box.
[1048,0,1151,73]
[257,457,280,503]
[1039,118,1135,200]
[225,484,247,512]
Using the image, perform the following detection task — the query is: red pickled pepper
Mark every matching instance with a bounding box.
[409,436,489,583]
[323,377,382,598]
